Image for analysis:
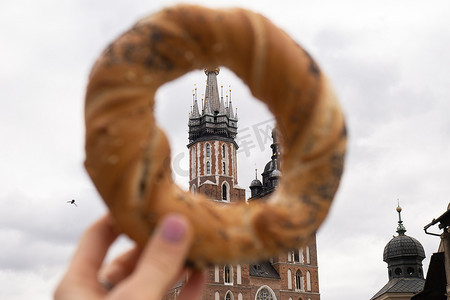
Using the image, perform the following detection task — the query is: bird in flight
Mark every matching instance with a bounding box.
[67,199,78,207]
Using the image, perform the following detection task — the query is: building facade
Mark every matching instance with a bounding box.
[164,69,320,300]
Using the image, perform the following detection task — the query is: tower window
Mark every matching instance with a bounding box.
[206,162,211,174]
[395,268,402,275]
[206,143,211,158]
[222,183,228,201]
[287,269,292,289]
[224,265,233,284]
[407,267,415,275]
[222,144,226,158]
[306,271,311,291]
[223,162,226,174]
[306,246,310,264]
[295,270,304,291]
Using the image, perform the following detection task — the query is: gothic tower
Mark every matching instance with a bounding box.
[187,68,245,203]
[164,69,321,300]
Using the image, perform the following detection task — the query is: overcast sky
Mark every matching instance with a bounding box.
[1,0,450,299]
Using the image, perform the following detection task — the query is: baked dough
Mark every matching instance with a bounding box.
[84,4,347,267]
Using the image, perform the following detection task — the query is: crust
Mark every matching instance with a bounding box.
[84,4,347,268]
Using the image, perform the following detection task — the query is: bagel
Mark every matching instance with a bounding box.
[84,4,347,268]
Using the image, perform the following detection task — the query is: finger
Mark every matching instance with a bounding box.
[178,271,206,300]
[99,246,141,287]
[55,214,119,299]
[112,214,193,299]
[68,214,118,281]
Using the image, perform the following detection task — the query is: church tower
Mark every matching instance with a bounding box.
[164,68,321,300]
[370,204,426,300]
[187,68,245,203]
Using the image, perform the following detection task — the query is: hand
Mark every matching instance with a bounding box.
[54,214,206,299]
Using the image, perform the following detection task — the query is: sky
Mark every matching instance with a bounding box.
[1,0,450,299]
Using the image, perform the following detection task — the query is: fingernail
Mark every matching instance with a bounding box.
[160,214,187,243]
[98,277,115,291]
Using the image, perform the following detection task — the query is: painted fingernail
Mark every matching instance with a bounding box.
[98,277,114,291]
[161,214,187,243]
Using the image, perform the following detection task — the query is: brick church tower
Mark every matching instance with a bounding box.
[164,69,320,300]
[187,68,245,203]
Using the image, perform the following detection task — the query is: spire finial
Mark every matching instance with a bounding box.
[396,199,407,235]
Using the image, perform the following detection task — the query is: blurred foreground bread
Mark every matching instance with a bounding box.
[84,4,347,268]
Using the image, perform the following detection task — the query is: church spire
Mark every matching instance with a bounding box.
[204,98,212,115]
[204,68,221,114]
[227,88,235,119]
[191,88,200,118]
[188,69,238,143]
[219,85,226,114]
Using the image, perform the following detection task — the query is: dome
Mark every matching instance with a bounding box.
[383,235,425,262]
[264,160,275,173]
[270,169,282,178]
[250,179,262,187]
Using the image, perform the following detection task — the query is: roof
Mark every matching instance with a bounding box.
[204,69,221,114]
[250,179,262,187]
[383,235,425,262]
[370,278,425,300]
[249,261,280,279]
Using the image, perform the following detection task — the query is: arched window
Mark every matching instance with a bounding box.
[224,265,233,285]
[223,162,226,174]
[222,183,228,201]
[206,161,211,175]
[214,265,219,282]
[294,250,300,262]
[299,248,304,264]
[237,264,242,284]
[225,291,234,300]
[295,270,304,291]
[306,271,311,291]
[287,269,292,289]
[256,286,275,300]
[306,246,310,264]
[206,143,211,158]
[222,144,226,158]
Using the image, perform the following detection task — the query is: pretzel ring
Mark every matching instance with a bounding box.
[84,4,347,267]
